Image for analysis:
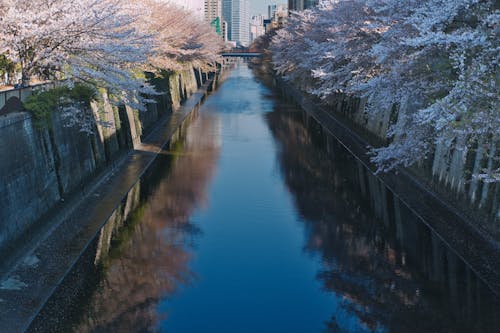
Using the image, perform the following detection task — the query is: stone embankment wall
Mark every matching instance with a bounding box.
[322,93,500,231]
[0,68,201,253]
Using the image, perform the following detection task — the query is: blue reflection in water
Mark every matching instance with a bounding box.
[157,65,376,332]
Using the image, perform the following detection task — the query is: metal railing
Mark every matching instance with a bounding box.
[0,82,59,111]
[221,52,263,58]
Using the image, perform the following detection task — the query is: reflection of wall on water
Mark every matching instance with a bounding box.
[266,109,500,333]
[70,112,221,332]
[27,182,147,333]
[28,110,221,332]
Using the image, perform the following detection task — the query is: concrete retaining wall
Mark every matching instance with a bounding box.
[0,68,205,253]
[323,94,500,228]
[0,113,59,247]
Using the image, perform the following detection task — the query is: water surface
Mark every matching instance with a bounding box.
[71,63,499,333]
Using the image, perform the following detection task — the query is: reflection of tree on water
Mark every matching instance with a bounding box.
[266,109,500,333]
[73,114,220,332]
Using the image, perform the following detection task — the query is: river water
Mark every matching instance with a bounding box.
[68,63,499,333]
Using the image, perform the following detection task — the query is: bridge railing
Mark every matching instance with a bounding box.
[221,52,263,58]
[225,49,262,53]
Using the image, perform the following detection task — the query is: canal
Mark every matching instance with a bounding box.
[64,62,499,332]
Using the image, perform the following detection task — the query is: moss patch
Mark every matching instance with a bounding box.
[23,84,97,129]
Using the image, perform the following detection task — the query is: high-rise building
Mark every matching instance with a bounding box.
[222,20,228,42]
[205,0,225,38]
[222,0,250,46]
[204,0,222,23]
[305,0,319,9]
[288,0,317,11]
[268,4,277,20]
[265,4,288,32]
[250,15,265,42]
[269,3,288,20]
[288,0,301,11]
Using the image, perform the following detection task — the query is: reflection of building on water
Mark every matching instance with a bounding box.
[67,112,221,332]
[265,107,500,333]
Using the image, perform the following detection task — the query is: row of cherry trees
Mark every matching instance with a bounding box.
[0,0,222,106]
[271,0,499,182]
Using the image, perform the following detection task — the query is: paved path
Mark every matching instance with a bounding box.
[0,80,212,333]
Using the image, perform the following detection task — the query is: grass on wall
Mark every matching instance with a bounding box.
[24,84,97,129]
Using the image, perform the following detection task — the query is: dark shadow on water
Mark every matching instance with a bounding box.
[265,105,500,333]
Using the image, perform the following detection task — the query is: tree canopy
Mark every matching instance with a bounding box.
[271,0,499,182]
[0,0,222,107]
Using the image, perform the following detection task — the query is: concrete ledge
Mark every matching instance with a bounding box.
[0,79,214,333]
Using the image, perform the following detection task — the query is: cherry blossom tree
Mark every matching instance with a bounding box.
[0,0,155,105]
[0,0,222,107]
[271,0,499,182]
[134,0,222,72]
[366,0,499,180]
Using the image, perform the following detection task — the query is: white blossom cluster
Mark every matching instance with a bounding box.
[0,0,222,106]
[271,0,499,182]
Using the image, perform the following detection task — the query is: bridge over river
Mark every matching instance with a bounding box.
[221,51,263,58]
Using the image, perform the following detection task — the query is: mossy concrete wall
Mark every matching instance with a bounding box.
[0,113,59,247]
[324,94,499,227]
[0,68,204,253]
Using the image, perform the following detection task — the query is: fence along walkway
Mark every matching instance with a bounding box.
[0,82,59,113]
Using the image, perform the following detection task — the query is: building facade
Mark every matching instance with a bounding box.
[222,0,250,46]
[204,0,222,22]
[288,0,318,11]
[205,0,226,39]
[268,4,277,20]
[264,4,288,33]
[250,15,265,42]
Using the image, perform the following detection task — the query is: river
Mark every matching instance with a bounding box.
[66,62,499,333]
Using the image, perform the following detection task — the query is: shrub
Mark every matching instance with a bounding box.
[24,84,96,129]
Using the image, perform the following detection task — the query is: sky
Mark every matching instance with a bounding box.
[251,0,276,16]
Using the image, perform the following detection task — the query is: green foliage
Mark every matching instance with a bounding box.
[23,83,97,129]
[0,54,15,76]
[70,83,96,103]
[146,70,174,93]
[101,204,146,270]
[24,89,58,129]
